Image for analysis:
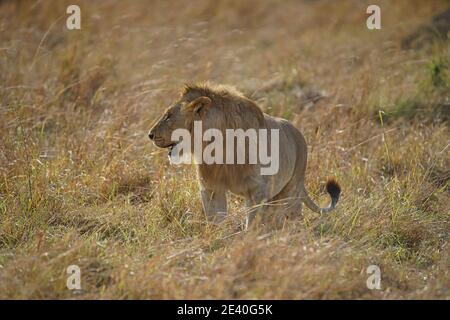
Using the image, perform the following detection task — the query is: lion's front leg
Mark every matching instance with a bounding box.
[200,188,227,224]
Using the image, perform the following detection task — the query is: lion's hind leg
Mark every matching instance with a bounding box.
[244,187,269,230]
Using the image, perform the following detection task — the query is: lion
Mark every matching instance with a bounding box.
[148,82,340,228]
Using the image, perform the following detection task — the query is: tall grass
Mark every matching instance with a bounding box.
[0,0,448,299]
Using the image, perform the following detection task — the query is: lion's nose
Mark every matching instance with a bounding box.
[148,131,155,140]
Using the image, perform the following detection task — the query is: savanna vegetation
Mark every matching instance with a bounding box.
[0,0,449,299]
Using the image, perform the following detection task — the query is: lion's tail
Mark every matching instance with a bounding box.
[300,179,341,214]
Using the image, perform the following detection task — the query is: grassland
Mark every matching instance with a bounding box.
[0,0,449,299]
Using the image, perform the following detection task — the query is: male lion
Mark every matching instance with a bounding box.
[148,82,340,228]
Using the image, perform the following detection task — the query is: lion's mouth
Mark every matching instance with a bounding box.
[152,139,181,157]
[153,138,176,149]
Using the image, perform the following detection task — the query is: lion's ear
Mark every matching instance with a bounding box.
[183,96,212,117]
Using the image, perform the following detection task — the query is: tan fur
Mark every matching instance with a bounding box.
[149,82,340,227]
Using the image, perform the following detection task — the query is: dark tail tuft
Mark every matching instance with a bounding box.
[326,178,341,206]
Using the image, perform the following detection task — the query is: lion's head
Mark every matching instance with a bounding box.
[148,94,211,149]
[148,82,265,152]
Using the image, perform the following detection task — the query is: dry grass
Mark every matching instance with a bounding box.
[0,0,449,299]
